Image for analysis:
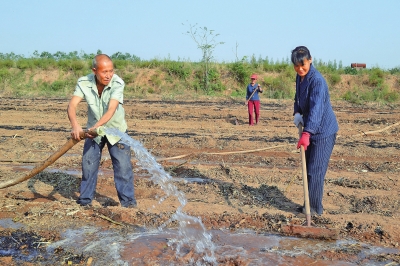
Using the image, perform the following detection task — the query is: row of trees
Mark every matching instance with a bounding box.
[0,50,140,62]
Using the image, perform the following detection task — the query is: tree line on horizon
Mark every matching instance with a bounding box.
[1,50,399,74]
[0,50,399,104]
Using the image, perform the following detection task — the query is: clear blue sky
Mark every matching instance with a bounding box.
[2,0,399,69]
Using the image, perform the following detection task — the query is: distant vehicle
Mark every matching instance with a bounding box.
[351,63,366,69]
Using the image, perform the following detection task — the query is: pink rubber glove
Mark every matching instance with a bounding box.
[297,132,311,150]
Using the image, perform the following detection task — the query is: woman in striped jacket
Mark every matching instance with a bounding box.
[291,46,339,215]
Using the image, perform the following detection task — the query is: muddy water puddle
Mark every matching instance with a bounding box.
[48,228,400,265]
[1,218,398,265]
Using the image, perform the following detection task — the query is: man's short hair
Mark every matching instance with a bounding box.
[92,54,112,69]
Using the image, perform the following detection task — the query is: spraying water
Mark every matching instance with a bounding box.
[100,127,217,264]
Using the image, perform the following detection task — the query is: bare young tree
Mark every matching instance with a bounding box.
[184,22,224,93]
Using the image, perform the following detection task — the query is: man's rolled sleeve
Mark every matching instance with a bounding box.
[109,76,125,103]
[73,84,85,98]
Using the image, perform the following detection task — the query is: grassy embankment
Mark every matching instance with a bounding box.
[0,52,399,104]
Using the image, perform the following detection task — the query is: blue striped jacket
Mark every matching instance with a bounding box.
[293,64,339,139]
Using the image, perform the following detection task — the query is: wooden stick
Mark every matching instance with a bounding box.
[0,130,97,189]
[96,214,125,226]
[349,121,400,137]
[298,124,311,227]
[156,144,291,162]
[0,138,80,189]
[0,159,43,164]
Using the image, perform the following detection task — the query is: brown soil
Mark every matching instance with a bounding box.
[0,96,399,265]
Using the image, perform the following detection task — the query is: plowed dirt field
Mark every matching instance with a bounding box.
[0,97,399,265]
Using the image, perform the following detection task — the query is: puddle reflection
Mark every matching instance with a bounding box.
[0,220,398,265]
[46,226,398,266]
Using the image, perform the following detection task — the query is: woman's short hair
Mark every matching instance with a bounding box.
[291,46,312,66]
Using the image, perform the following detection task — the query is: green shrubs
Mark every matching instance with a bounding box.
[111,52,140,62]
[0,51,398,103]
[163,61,191,80]
[228,59,251,85]
[0,69,11,91]
[342,85,399,104]
[327,73,341,86]
[341,67,398,104]
[113,59,130,70]
[71,60,87,71]
[32,80,75,97]
[368,68,385,87]
[261,58,292,73]
[207,68,225,92]
[0,60,14,68]
[134,59,163,69]
[123,73,137,84]
[389,67,400,74]
[230,88,245,98]
[262,76,295,99]
[58,60,87,71]
[16,59,34,70]
[190,65,224,94]
[32,58,56,69]
[150,73,162,87]
[49,80,73,92]
[344,66,358,75]
[0,69,11,82]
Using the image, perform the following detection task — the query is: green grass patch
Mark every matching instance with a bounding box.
[262,76,295,99]
[342,85,399,104]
